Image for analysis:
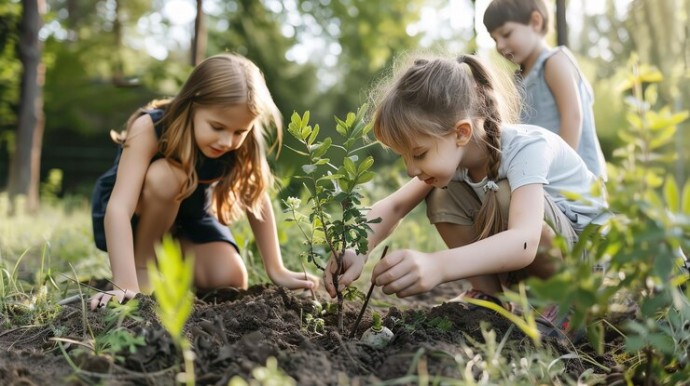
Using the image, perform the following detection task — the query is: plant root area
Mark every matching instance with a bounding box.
[0,284,620,385]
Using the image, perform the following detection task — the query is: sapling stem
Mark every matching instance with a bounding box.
[349,245,389,339]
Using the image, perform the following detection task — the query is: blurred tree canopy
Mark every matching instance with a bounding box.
[571,0,690,184]
[0,0,687,195]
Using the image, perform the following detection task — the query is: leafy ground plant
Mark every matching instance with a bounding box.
[529,58,690,384]
[283,106,380,333]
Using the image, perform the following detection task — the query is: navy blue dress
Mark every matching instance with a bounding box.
[91,109,239,253]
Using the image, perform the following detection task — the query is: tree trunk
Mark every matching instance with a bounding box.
[555,0,568,47]
[191,0,206,66]
[8,0,45,215]
[111,0,125,86]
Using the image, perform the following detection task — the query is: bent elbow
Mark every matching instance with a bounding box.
[517,234,542,269]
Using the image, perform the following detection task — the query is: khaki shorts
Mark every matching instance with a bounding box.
[426,179,579,249]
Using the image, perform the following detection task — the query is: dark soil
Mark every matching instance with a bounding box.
[0,282,618,385]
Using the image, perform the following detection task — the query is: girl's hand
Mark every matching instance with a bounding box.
[269,268,320,291]
[89,289,138,311]
[371,249,443,298]
[324,249,366,298]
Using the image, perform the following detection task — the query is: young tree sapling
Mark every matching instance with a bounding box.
[284,106,380,333]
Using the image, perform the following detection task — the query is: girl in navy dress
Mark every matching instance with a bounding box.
[90,53,318,310]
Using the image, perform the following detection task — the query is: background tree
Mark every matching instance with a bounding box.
[7,0,45,214]
[295,0,426,121]
[555,0,568,46]
[0,1,21,185]
[572,0,689,184]
[191,0,205,66]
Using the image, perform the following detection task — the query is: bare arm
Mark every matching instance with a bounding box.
[90,115,158,309]
[324,177,433,296]
[372,183,545,297]
[544,51,583,150]
[248,193,318,290]
[364,177,435,252]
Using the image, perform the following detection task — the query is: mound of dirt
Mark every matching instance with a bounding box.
[0,284,614,385]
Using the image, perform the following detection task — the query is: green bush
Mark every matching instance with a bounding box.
[529,61,690,384]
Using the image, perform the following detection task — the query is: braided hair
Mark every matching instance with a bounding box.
[372,53,519,240]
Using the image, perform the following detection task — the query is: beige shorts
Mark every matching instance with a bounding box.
[426,179,579,248]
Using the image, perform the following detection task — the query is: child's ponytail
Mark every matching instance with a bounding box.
[457,55,507,241]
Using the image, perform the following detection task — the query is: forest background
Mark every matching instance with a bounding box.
[1,0,689,208]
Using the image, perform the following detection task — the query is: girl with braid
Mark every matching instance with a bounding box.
[324,54,608,334]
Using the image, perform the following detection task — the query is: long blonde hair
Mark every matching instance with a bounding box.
[120,53,282,224]
[372,53,519,240]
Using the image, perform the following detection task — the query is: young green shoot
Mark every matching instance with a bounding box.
[148,234,196,386]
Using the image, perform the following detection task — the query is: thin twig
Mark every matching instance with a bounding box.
[349,245,389,339]
[300,260,317,301]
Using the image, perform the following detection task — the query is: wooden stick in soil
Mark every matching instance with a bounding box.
[349,245,389,339]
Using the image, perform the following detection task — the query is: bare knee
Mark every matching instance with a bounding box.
[141,159,187,205]
[193,244,248,290]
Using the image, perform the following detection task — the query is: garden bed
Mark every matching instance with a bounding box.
[0,283,619,385]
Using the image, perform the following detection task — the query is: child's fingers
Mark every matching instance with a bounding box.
[89,293,110,311]
[371,251,404,283]
[324,260,337,297]
[89,296,100,311]
[307,273,321,289]
[338,265,361,290]
[381,272,417,296]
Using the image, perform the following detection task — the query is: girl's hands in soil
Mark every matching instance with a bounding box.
[269,268,320,290]
[371,249,443,298]
[324,249,366,298]
[89,289,137,310]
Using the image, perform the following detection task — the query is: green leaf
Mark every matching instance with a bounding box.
[624,335,646,353]
[343,157,356,177]
[648,333,675,355]
[626,113,643,130]
[290,111,302,128]
[357,156,374,174]
[356,171,376,184]
[300,124,312,141]
[586,322,605,355]
[308,123,320,145]
[649,125,676,149]
[317,173,344,182]
[682,180,690,214]
[335,116,348,137]
[302,164,317,174]
[313,137,332,158]
[148,235,195,340]
[664,177,679,212]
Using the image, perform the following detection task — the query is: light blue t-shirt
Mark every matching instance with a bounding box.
[519,46,608,180]
[454,124,609,232]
